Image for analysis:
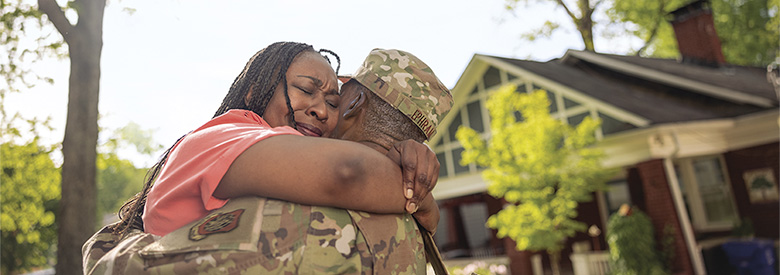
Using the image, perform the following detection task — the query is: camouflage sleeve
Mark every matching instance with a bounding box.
[82,223,158,275]
[82,224,120,274]
[298,206,373,274]
[86,197,307,274]
[348,210,426,274]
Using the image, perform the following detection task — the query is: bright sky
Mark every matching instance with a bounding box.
[7,0,638,166]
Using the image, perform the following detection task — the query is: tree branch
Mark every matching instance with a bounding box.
[636,23,660,56]
[37,0,73,43]
[555,0,579,21]
[636,0,666,56]
[592,0,606,10]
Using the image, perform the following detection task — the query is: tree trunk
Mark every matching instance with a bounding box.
[50,0,105,273]
[577,0,595,51]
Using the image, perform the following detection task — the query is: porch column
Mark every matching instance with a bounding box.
[504,238,534,275]
[636,159,697,274]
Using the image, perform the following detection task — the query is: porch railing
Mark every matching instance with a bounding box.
[570,251,611,275]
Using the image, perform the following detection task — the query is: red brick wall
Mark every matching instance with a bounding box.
[635,159,694,274]
[723,142,780,239]
[669,2,726,65]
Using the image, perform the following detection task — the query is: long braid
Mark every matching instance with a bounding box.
[318,49,341,75]
[278,74,296,129]
[113,134,185,235]
[113,42,339,236]
[214,42,315,118]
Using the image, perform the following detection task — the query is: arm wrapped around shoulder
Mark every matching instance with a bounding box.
[215,135,408,213]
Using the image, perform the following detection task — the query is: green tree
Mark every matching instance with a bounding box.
[0,111,157,273]
[96,122,160,224]
[2,0,107,272]
[607,0,779,65]
[96,154,145,223]
[1,0,66,95]
[506,0,600,51]
[505,0,778,66]
[1,110,60,274]
[456,85,613,275]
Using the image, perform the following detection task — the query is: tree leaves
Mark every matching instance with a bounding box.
[457,84,613,258]
[505,0,778,65]
[0,100,154,272]
[505,0,599,51]
[1,139,60,273]
[1,0,69,96]
[608,0,779,65]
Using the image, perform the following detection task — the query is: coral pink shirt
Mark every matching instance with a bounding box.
[142,109,302,236]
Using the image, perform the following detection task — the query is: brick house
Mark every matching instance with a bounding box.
[429,1,778,274]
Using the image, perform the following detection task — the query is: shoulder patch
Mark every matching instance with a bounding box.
[189,209,244,241]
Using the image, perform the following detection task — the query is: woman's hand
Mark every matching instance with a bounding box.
[385,139,440,214]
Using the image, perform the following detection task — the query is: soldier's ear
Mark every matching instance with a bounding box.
[342,90,366,120]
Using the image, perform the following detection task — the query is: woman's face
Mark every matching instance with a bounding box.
[263,51,340,137]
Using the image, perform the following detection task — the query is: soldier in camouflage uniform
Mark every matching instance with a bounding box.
[83,49,453,274]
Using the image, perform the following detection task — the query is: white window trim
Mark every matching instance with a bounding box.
[675,155,739,231]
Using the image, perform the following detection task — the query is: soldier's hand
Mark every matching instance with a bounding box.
[413,195,440,234]
[386,139,439,214]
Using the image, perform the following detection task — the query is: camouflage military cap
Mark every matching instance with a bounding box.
[352,49,454,139]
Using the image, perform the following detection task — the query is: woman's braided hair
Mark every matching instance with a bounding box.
[113,42,340,236]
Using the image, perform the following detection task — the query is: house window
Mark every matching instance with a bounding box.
[563,96,581,108]
[599,112,637,135]
[466,101,484,133]
[435,207,450,247]
[604,179,631,214]
[452,147,470,174]
[448,114,463,144]
[514,111,524,122]
[436,195,503,259]
[461,203,492,252]
[437,152,448,178]
[530,84,543,93]
[547,90,558,113]
[482,66,502,89]
[567,112,589,126]
[438,95,490,178]
[515,84,526,94]
[675,156,738,230]
[692,158,738,224]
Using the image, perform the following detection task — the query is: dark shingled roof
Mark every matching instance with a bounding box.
[602,53,776,102]
[491,52,776,125]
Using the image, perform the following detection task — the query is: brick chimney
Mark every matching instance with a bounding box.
[669,0,726,66]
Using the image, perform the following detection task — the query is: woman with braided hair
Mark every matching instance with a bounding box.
[113,42,439,237]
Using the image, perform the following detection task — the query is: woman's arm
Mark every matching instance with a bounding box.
[214,134,415,213]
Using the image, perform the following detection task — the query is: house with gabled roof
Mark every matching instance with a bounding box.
[429,1,778,274]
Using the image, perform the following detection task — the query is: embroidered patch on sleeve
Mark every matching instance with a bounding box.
[189,209,245,241]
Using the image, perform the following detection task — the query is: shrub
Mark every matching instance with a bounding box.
[606,205,665,275]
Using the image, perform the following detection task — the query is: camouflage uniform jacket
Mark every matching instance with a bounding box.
[83,197,425,274]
